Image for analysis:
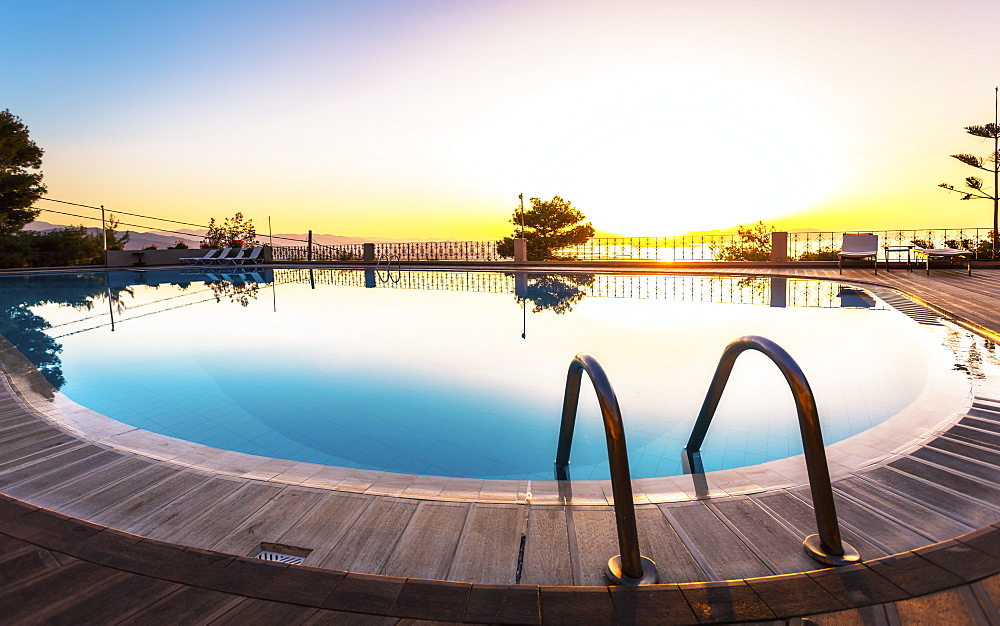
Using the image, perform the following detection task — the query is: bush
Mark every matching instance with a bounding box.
[711,222,773,261]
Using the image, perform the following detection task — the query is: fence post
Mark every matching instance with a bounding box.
[307,230,313,262]
[363,243,375,262]
[771,231,788,262]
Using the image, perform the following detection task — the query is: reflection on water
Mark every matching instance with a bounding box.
[516,274,596,314]
[0,268,954,480]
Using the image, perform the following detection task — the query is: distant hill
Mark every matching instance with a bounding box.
[22,221,453,250]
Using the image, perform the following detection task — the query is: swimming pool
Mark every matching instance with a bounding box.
[0,268,962,480]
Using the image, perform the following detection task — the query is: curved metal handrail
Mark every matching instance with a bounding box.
[684,335,860,566]
[374,254,400,283]
[555,353,658,585]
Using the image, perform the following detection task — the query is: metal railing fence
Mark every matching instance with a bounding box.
[267,228,995,264]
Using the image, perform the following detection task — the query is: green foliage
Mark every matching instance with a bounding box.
[105,214,130,250]
[0,110,46,234]
[711,221,774,261]
[497,196,595,260]
[796,245,840,261]
[939,115,1000,251]
[942,233,998,259]
[204,212,258,248]
[0,227,103,268]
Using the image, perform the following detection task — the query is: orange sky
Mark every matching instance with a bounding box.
[5,0,999,239]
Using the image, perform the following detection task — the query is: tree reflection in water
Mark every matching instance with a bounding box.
[517,274,595,315]
[0,274,130,391]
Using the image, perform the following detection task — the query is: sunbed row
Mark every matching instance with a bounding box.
[180,246,265,265]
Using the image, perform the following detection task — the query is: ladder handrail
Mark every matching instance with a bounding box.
[684,334,860,565]
[555,353,658,585]
[374,254,400,282]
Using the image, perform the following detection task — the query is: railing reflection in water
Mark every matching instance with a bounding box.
[270,269,890,310]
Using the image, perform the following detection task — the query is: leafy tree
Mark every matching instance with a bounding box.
[939,92,1000,256]
[711,221,774,261]
[104,214,130,250]
[204,212,258,248]
[497,196,594,260]
[0,110,46,234]
[0,227,103,268]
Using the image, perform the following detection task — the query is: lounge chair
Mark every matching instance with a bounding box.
[217,247,251,265]
[913,247,973,276]
[838,233,879,274]
[234,246,264,265]
[206,248,235,265]
[180,248,220,265]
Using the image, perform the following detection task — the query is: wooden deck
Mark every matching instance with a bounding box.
[0,264,999,622]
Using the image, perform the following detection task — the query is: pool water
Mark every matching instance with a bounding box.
[1,269,952,480]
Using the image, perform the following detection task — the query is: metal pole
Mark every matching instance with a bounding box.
[554,353,658,585]
[307,230,313,262]
[684,335,860,566]
[268,216,273,248]
[101,205,107,266]
[520,195,525,232]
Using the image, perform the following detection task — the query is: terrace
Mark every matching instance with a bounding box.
[0,262,997,623]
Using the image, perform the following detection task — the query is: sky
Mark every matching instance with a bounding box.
[3,0,999,240]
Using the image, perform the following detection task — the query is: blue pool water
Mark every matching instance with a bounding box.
[1,269,949,480]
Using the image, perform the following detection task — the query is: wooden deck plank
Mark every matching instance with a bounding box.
[888,457,1000,505]
[0,436,83,472]
[123,476,248,539]
[635,506,707,583]
[520,506,573,585]
[211,487,328,556]
[162,481,288,548]
[568,506,617,586]
[749,490,888,561]
[833,476,973,539]
[927,436,1000,467]
[90,470,215,528]
[380,500,471,580]
[658,501,773,580]
[276,491,374,568]
[1,449,125,497]
[857,467,1000,528]
[54,463,181,519]
[19,457,155,508]
[447,503,524,584]
[787,486,929,554]
[961,415,1000,434]
[708,497,819,574]
[319,497,419,574]
[947,424,1000,450]
[910,446,1000,484]
[0,444,108,484]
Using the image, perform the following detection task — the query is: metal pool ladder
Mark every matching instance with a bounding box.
[555,353,659,585]
[684,335,860,566]
[555,335,859,586]
[375,253,400,283]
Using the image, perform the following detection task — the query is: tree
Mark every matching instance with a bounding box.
[939,89,1000,257]
[104,214,130,250]
[203,212,258,248]
[496,196,594,260]
[710,221,774,261]
[0,110,46,234]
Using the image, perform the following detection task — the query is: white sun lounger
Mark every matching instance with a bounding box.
[180,248,220,265]
[233,246,264,265]
[206,247,235,265]
[838,233,879,274]
[913,248,973,276]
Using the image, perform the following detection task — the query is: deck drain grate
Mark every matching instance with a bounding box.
[249,542,311,566]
